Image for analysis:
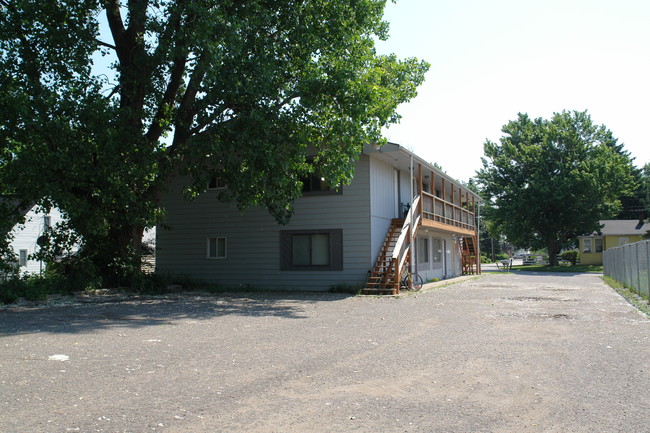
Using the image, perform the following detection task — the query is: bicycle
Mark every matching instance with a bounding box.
[400,270,424,291]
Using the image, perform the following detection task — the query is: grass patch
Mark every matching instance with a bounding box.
[510,264,603,273]
[603,275,650,318]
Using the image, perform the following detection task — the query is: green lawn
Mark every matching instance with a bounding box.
[509,264,603,273]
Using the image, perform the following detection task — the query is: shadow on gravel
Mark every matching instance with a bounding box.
[0,291,351,336]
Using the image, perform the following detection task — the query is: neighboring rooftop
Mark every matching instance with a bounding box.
[598,219,647,236]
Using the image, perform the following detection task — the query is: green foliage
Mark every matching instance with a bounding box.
[129,272,169,294]
[560,250,578,265]
[0,277,22,304]
[642,163,650,215]
[1,0,428,283]
[511,263,603,273]
[477,111,636,266]
[0,274,56,303]
[329,283,363,294]
[44,256,102,293]
[603,275,650,316]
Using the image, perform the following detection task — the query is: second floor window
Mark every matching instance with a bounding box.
[208,177,226,190]
[301,173,341,195]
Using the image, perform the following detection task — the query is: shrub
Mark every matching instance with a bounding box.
[0,277,23,304]
[130,272,168,294]
[561,250,578,265]
[45,256,101,293]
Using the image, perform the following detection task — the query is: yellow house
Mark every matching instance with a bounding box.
[578,219,647,265]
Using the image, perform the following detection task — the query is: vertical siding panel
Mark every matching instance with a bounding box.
[369,158,398,263]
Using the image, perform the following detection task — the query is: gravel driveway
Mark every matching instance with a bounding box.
[1,272,649,433]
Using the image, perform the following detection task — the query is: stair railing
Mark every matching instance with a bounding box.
[390,195,421,288]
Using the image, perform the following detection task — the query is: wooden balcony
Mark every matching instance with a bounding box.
[420,190,476,237]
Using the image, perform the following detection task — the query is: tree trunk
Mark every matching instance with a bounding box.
[547,239,560,266]
[94,223,146,287]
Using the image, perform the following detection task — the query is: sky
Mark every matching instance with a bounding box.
[375,0,650,182]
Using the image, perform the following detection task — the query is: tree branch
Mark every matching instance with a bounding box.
[96,39,116,50]
[145,54,188,143]
[146,5,187,144]
[168,54,208,156]
[103,0,127,63]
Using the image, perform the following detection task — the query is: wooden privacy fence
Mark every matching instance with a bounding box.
[603,239,650,298]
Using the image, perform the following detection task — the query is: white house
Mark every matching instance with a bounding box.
[9,206,66,275]
[156,143,481,293]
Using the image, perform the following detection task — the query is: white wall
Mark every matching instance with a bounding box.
[369,157,400,264]
[414,229,462,281]
[10,207,64,275]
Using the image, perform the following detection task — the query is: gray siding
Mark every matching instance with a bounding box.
[157,156,372,290]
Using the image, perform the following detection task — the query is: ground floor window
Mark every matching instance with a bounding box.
[582,238,604,253]
[594,238,604,252]
[19,249,28,267]
[418,237,429,264]
[280,229,343,271]
[207,237,227,259]
[432,238,443,264]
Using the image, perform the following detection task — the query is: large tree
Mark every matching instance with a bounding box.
[477,111,636,266]
[0,0,428,282]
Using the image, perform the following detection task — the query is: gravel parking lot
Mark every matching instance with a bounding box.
[1,272,649,433]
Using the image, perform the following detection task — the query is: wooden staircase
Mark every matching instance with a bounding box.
[364,219,404,295]
[460,236,480,275]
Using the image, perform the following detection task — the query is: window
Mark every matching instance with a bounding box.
[207,237,227,259]
[582,238,592,253]
[300,160,341,195]
[595,238,604,253]
[418,237,429,263]
[301,173,341,195]
[293,233,330,266]
[432,238,443,263]
[19,249,28,267]
[280,229,343,271]
[43,216,51,230]
[208,177,226,190]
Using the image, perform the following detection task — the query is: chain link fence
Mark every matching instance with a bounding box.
[603,240,650,298]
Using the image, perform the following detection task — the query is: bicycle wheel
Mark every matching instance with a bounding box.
[411,273,424,291]
[400,274,410,291]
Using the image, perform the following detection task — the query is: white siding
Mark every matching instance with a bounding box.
[157,156,372,290]
[10,207,65,275]
[413,229,462,281]
[399,169,413,208]
[369,158,400,264]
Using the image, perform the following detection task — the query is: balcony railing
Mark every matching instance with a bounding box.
[421,190,475,231]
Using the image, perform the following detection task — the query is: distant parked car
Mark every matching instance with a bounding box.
[513,250,530,259]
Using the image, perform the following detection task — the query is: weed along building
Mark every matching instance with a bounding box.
[156,142,481,293]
